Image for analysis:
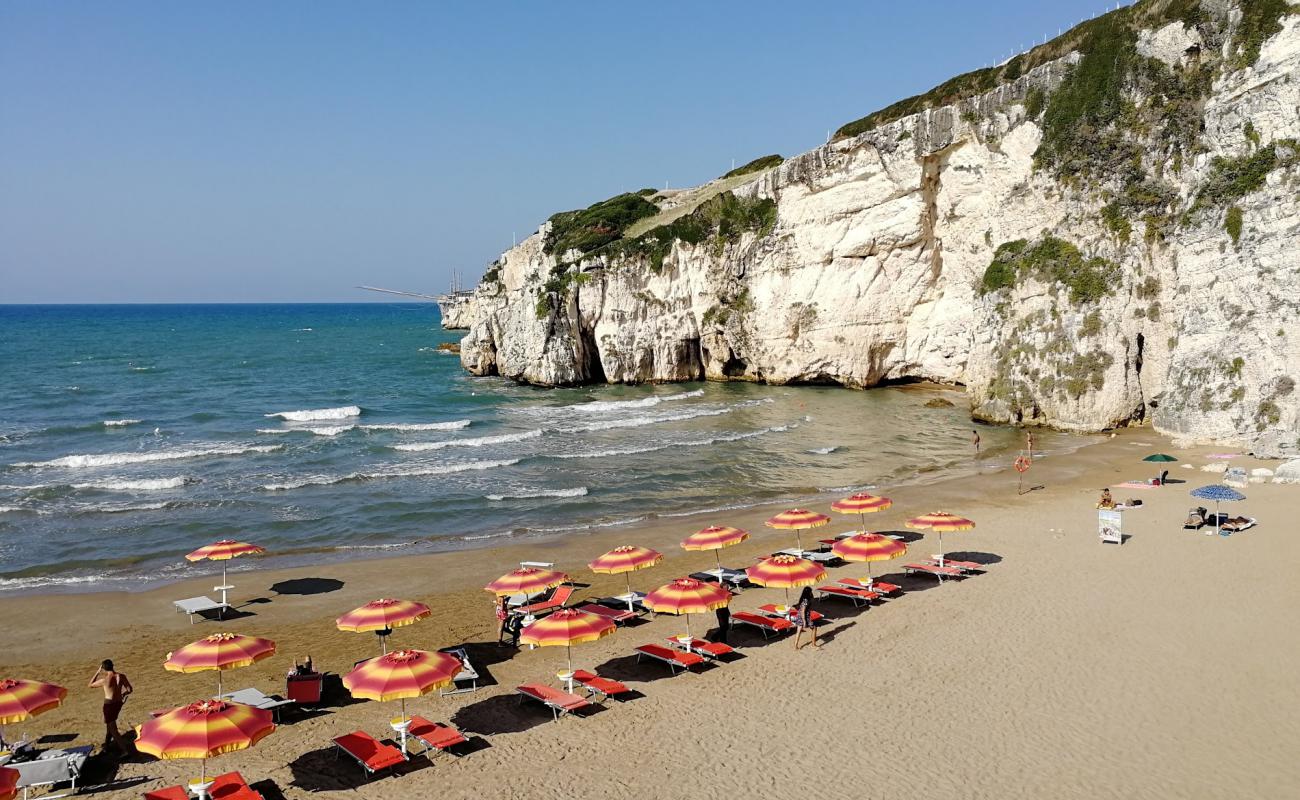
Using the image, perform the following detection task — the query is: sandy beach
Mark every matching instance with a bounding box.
[4,427,1299,799]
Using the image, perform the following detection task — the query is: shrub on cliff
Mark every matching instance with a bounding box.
[722,154,784,179]
[980,236,1119,304]
[544,192,660,257]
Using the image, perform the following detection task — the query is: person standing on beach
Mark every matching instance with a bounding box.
[89,659,133,755]
[1026,430,1035,456]
[494,597,509,645]
[972,429,980,454]
[792,587,818,650]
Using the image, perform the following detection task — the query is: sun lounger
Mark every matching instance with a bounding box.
[758,603,824,623]
[511,585,574,617]
[922,557,985,572]
[144,771,261,800]
[634,643,705,673]
[665,637,735,660]
[219,688,295,721]
[286,671,324,704]
[816,584,878,606]
[571,669,632,701]
[837,578,901,595]
[437,646,479,695]
[515,683,592,721]
[730,611,794,639]
[577,603,638,625]
[1220,516,1256,533]
[10,745,91,798]
[1184,506,1208,529]
[903,562,965,582]
[333,731,406,778]
[173,595,230,623]
[689,568,748,589]
[775,548,841,564]
[405,716,467,755]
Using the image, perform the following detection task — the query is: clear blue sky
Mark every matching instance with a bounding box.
[1,0,1123,303]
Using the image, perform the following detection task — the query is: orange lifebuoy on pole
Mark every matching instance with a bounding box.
[1014,455,1031,473]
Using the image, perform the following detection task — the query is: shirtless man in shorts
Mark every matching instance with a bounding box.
[89,659,133,755]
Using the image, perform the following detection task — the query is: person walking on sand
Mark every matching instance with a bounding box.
[792,587,818,651]
[972,429,981,454]
[494,597,509,645]
[89,659,133,755]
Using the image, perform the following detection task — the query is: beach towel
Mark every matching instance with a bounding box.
[1114,482,1158,490]
[1207,453,1241,459]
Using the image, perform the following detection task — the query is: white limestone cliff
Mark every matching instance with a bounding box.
[452,2,1300,456]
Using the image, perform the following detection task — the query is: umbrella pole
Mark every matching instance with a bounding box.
[220,563,229,607]
[795,529,804,553]
[685,613,691,639]
[626,573,634,612]
[398,698,408,754]
[938,530,945,566]
[714,550,723,583]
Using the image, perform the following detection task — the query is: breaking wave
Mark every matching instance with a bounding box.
[71,476,196,491]
[13,444,283,469]
[265,405,361,421]
[808,446,839,455]
[358,420,472,432]
[485,486,589,501]
[392,429,542,452]
[552,424,792,460]
[260,458,520,491]
[564,389,704,414]
[103,419,142,428]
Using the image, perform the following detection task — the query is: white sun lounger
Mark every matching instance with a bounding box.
[173,595,230,623]
[437,646,479,695]
[9,744,91,799]
[690,568,747,589]
[218,687,295,720]
[775,548,840,564]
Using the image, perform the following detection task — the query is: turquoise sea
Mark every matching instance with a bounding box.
[0,303,1043,593]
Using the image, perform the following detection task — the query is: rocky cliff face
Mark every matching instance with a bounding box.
[453,0,1300,456]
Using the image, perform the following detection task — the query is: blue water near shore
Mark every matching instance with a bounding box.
[0,303,1034,593]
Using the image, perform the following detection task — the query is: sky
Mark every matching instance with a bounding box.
[0,0,1127,303]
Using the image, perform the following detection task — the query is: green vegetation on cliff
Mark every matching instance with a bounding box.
[722,154,784,179]
[607,191,777,272]
[981,236,1119,304]
[544,192,660,257]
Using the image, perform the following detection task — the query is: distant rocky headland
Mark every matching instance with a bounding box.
[443,0,1300,456]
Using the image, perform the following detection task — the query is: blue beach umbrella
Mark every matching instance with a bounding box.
[1189,485,1246,535]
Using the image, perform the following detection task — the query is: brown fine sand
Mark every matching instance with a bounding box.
[3,428,1299,799]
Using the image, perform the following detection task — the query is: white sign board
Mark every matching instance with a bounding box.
[1099,509,1123,545]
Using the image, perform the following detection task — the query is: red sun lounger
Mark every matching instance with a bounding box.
[666,637,735,660]
[923,558,985,572]
[838,578,901,595]
[516,683,592,721]
[634,643,705,673]
[571,669,632,701]
[406,716,467,754]
[758,604,824,623]
[730,611,794,639]
[512,585,575,617]
[815,584,879,606]
[332,731,406,778]
[576,603,637,625]
[903,562,965,582]
[144,772,261,800]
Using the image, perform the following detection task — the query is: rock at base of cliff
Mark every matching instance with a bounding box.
[924,397,956,408]
[436,342,461,354]
[1272,460,1300,484]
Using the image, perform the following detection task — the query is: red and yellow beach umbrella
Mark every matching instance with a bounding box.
[185,540,266,608]
[832,533,907,580]
[484,567,568,597]
[520,608,617,674]
[164,633,277,696]
[831,493,893,530]
[680,526,749,583]
[746,555,827,604]
[589,546,662,611]
[0,678,67,725]
[905,512,975,564]
[336,599,431,655]
[0,767,18,800]
[644,577,732,639]
[136,700,274,798]
[344,649,460,753]
[765,509,831,551]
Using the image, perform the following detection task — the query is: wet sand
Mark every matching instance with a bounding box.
[3,427,1298,799]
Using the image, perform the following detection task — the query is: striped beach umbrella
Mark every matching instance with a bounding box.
[520,608,617,674]
[136,700,274,799]
[765,509,831,551]
[832,533,907,581]
[0,678,67,725]
[336,599,431,655]
[589,546,663,611]
[185,540,266,608]
[644,577,732,639]
[164,633,277,696]
[905,512,975,565]
[484,567,568,597]
[830,493,893,530]
[344,649,460,753]
[746,555,827,604]
[681,526,749,583]
[0,767,18,800]
[1190,484,1246,536]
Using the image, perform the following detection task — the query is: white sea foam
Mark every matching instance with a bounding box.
[564,389,704,414]
[302,425,355,436]
[261,458,520,491]
[564,407,730,433]
[256,428,293,435]
[485,486,588,501]
[552,424,791,460]
[13,444,282,469]
[358,420,472,432]
[77,501,172,514]
[527,515,647,533]
[265,405,361,421]
[392,429,542,452]
[808,446,839,455]
[71,476,196,491]
[103,419,142,428]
